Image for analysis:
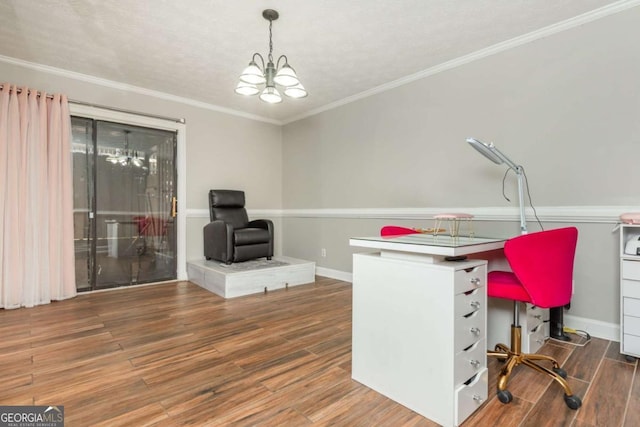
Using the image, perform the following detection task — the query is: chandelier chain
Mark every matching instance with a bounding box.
[268,19,274,63]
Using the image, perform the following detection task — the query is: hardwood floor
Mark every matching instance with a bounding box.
[0,278,637,426]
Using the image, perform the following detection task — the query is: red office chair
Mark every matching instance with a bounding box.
[487,227,582,410]
[380,226,419,237]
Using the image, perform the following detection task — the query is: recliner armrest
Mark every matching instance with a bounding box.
[203,220,235,262]
[248,219,274,257]
[248,218,272,231]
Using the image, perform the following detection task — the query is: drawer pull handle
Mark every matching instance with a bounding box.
[470,327,481,336]
[473,394,484,403]
[470,277,481,286]
[533,314,542,319]
[470,359,481,368]
[470,301,481,309]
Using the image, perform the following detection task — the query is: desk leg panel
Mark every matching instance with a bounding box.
[352,253,460,425]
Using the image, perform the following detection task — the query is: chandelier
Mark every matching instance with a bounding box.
[235,9,307,103]
[105,130,146,169]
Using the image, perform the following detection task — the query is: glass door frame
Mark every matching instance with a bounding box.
[70,103,188,282]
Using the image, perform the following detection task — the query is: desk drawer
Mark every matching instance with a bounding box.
[454,265,486,294]
[622,260,640,280]
[623,280,640,299]
[623,334,640,356]
[526,304,548,329]
[455,310,485,351]
[455,288,485,318]
[454,339,486,386]
[527,323,547,353]
[624,297,640,315]
[624,315,640,336]
[455,368,488,426]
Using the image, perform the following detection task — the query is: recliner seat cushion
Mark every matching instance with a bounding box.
[234,228,270,246]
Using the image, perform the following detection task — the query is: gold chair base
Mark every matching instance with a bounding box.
[487,325,576,398]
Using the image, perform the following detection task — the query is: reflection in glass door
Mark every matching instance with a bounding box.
[72,118,177,291]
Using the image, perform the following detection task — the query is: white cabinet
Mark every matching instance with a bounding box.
[620,224,640,357]
[351,253,488,427]
[487,299,549,353]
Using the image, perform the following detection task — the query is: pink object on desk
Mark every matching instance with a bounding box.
[380,226,419,237]
[621,213,640,224]
[433,213,474,237]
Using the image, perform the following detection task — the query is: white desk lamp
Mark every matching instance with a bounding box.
[467,138,570,340]
[466,138,527,234]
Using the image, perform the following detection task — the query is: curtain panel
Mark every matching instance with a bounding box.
[0,84,76,308]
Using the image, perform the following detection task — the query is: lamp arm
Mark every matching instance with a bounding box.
[275,54,288,69]
[493,148,527,233]
[516,167,527,234]
[252,53,265,71]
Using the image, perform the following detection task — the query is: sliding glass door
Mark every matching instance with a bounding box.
[72,118,177,291]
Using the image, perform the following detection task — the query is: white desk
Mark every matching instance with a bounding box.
[350,234,506,427]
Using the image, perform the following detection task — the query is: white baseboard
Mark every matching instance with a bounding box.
[564,314,619,342]
[316,266,353,283]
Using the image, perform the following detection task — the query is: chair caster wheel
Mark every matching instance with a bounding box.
[564,394,582,410]
[625,355,636,363]
[553,367,568,379]
[497,390,513,404]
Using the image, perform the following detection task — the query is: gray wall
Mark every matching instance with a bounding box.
[281,7,640,327]
[283,7,640,208]
[0,59,283,263]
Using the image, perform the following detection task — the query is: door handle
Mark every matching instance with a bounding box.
[171,197,177,218]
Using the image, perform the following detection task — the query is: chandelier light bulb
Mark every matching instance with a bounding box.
[273,64,299,87]
[235,81,260,96]
[259,86,282,104]
[284,83,308,99]
[239,61,266,85]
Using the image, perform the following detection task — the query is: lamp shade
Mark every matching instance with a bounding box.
[284,83,308,99]
[274,64,300,87]
[466,138,503,165]
[259,86,282,103]
[235,81,260,96]
[239,61,266,85]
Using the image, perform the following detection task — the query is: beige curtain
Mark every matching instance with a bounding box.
[0,84,76,308]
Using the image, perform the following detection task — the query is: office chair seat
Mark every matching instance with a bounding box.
[487,227,582,410]
[486,271,531,302]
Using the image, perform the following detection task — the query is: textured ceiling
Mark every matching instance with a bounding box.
[0,0,626,124]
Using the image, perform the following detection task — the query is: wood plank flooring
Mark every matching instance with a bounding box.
[0,278,637,426]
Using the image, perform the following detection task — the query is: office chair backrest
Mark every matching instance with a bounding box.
[504,227,578,308]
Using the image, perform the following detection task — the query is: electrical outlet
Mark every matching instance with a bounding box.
[321,248,326,257]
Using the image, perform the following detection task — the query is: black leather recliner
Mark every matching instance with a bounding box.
[203,190,274,264]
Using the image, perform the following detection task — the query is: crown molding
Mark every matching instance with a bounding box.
[0,54,282,126]
[283,0,640,124]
